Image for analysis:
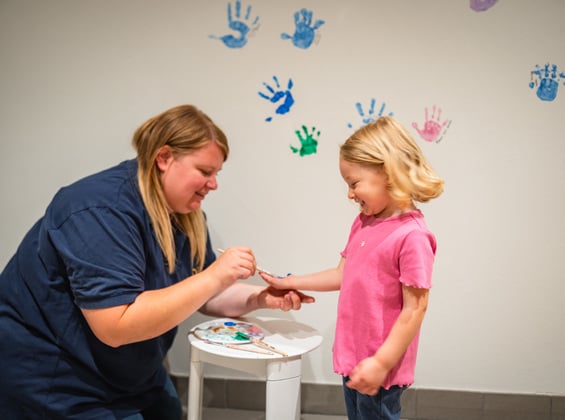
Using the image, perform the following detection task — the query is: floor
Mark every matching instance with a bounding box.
[202,407,347,419]
[202,407,408,419]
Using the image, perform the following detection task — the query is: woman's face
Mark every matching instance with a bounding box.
[156,141,224,214]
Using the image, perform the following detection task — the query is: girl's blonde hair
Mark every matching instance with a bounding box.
[132,105,229,274]
[340,116,444,208]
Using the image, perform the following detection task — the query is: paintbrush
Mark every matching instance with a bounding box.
[234,332,288,357]
[216,248,277,277]
[191,330,274,355]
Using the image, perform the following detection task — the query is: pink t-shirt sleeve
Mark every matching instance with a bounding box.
[399,229,436,289]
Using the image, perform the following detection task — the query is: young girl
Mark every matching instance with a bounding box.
[260,116,444,420]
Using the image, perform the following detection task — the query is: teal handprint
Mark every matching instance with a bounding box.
[347,98,394,129]
[281,8,325,49]
[290,125,319,157]
[529,63,565,102]
[210,0,259,49]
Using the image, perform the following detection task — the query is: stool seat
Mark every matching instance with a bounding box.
[187,316,323,420]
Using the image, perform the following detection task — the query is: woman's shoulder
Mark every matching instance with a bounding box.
[48,159,142,225]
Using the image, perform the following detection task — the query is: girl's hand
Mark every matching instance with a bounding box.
[258,271,294,290]
[345,356,388,396]
[210,247,256,287]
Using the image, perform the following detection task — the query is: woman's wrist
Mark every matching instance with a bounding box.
[245,286,264,311]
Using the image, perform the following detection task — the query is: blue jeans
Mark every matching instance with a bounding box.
[342,376,405,420]
[122,375,182,420]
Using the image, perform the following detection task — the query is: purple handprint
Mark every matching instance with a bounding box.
[412,106,449,143]
[470,0,498,12]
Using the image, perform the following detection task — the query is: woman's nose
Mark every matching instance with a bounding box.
[207,176,218,190]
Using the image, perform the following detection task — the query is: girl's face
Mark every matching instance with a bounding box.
[339,159,399,218]
[156,141,224,214]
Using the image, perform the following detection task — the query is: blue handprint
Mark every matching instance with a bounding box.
[529,63,565,102]
[209,0,259,49]
[258,76,295,122]
[281,8,325,49]
[347,98,394,129]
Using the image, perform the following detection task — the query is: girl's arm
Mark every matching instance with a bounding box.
[346,285,429,395]
[259,257,345,292]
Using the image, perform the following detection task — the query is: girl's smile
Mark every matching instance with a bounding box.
[339,159,402,218]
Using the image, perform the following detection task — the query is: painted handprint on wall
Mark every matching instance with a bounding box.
[529,63,565,102]
[209,0,259,49]
[412,106,450,143]
[469,0,498,12]
[290,125,319,156]
[258,76,295,122]
[281,8,325,49]
[347,98,394,129]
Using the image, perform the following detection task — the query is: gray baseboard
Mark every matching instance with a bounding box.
[171,376,565,420]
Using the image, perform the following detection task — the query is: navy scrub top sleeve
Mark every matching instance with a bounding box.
[46,206,147,309]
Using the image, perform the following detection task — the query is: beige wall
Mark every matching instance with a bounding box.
[1,0,564,395]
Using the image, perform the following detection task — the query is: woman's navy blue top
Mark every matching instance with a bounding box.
[0,159,215,419]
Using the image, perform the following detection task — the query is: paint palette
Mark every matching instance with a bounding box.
[192,320,264,344]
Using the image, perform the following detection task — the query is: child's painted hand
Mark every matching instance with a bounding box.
[346,356,388,396]
[258,271,293,290]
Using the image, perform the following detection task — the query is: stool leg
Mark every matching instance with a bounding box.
[266,375,301,420]
[187,357,204,420]
[265,358,302,420]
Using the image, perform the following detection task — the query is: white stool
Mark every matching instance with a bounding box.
[187,316,323,420]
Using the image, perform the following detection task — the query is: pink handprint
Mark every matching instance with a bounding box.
[412,106,449,143]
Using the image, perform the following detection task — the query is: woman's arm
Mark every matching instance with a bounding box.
[346,285,429,395]
[199,282,315,317]
[81,247,257,347]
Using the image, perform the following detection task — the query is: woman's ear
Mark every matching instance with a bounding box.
[155,145,173,172]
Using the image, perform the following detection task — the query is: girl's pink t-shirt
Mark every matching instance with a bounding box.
[333,210,436,389]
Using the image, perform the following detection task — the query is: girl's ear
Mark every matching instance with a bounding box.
[155,145,173,172]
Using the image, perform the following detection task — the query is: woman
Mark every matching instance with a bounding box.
[0,104,313,419]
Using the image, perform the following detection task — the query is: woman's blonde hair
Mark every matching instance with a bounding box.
[340,116,444,209]
[132,105,229,273]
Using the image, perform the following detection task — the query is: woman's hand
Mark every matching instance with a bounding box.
[209,247,257,287]
[256,286,315,311]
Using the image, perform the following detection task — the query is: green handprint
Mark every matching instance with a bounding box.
[290,125,320,157]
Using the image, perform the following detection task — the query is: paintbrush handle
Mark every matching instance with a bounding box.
[251,338,288,357]
[192,330,274,355]
[223,343,274,355]
[216,248,277,277]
